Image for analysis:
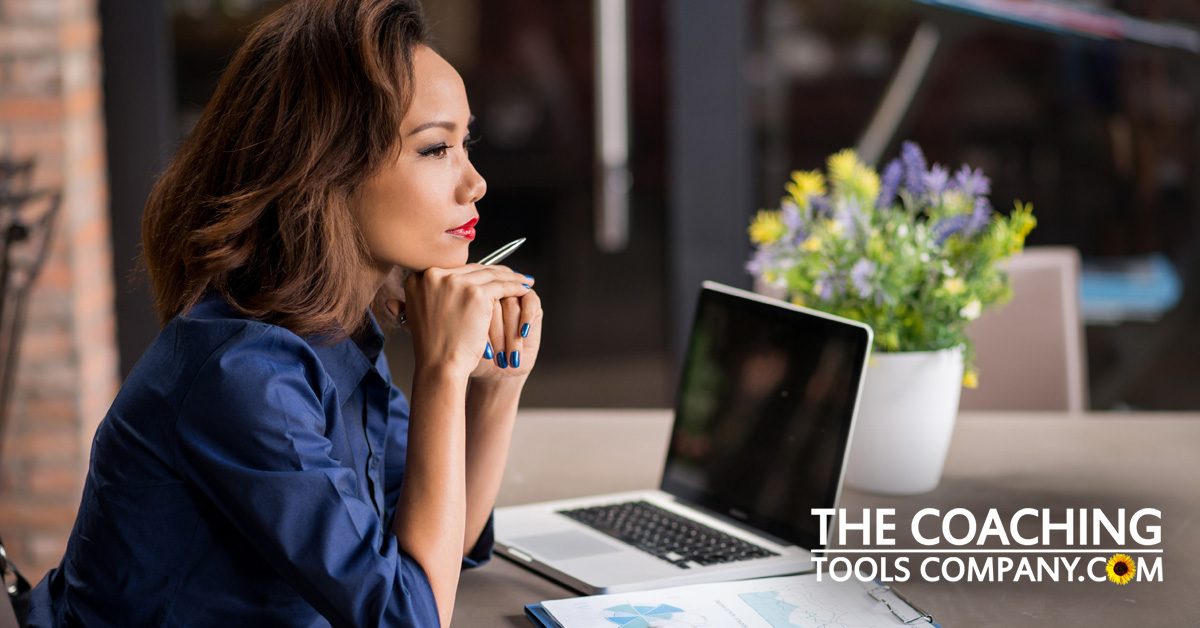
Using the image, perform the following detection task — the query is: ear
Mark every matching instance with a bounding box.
[377,266,411,325]
[381,266,410,301]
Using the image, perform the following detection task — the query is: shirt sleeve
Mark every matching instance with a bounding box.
[383,382,495,570]
[172,325,440,628]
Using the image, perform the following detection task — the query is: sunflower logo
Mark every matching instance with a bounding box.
[1106,553,1136,585]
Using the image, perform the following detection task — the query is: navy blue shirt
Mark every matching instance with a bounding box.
[28,292,493,627]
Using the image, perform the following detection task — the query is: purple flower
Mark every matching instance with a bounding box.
[745,247,777,275]
[781,200,806,242]
[850,259,875,298]
[923,164,950,197]
[810,195,832,217]
[965,196,992,235]
[953,165,991,197]
[900,141,928,197]
[835,199,863,239]
[877,159,902,209]
[932,214,970,246]
[814,273,837,301]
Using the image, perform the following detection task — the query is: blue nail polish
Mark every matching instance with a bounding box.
[483,342,493,360]
[510,351,519,368]
[522,284,531,289]
[497,351,508,368]
[523,273,534,280]
[520,323,530,338]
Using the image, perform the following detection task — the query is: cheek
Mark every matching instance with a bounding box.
[357,201,468,269]
[355,165,469,268]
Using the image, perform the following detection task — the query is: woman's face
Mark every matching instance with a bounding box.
[355,45,486,277]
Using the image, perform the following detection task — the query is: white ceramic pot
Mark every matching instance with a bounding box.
[844,347,964,495]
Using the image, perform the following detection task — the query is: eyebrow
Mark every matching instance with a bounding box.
[406,115,476,137]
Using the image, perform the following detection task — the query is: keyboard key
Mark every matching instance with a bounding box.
[557,500,779,569]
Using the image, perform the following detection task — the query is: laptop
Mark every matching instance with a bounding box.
[494,281,874,594]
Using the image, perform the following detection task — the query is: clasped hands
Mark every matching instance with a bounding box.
[382,264,542,382]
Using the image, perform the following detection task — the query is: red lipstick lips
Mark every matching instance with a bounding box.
[446,217,478,240]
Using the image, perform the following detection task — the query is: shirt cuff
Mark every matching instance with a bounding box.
[461,510,495,570]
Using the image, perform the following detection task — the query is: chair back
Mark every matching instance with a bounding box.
[960,247,1088,412]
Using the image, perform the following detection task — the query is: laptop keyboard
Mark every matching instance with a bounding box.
[557,500,779,569]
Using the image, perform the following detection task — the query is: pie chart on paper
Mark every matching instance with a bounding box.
[603,603,686,627]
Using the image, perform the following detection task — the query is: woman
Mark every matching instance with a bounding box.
[27,1,538,626]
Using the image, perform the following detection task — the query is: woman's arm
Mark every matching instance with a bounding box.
[463,378,523,553]
[392,366,468,627]
[462,285,542,554]
[388,265,533,626]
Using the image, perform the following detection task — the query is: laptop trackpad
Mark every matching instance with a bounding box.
[512,531,624,561]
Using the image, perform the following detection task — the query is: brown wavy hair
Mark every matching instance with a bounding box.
[140,0,428,341]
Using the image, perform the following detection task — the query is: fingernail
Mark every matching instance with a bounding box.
[510,351,519,368]
[522,284,531,289]
[523,273,534,280]
[520,323,530,338]
[483,342,493,360]
[497,351,508,368]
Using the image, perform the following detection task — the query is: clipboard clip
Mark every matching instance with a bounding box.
[867,584,933,625]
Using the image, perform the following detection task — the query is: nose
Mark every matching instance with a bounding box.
[459,159,487,205]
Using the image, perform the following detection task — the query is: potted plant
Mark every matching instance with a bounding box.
[745,142,1036,494]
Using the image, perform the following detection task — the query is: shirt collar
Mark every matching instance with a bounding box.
[304,308,387,402]
[189,291,387,402]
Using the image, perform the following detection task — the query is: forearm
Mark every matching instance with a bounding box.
[393,366,468,627]
[463,378,522,554]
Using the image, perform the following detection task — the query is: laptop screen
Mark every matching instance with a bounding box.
[661,283,871,551]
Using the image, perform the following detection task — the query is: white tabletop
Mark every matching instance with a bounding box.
[455,409,1200,626]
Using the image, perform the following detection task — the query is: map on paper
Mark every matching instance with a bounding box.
[538,574,932,627]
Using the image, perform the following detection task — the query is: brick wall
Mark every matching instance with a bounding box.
[0,0,118,579]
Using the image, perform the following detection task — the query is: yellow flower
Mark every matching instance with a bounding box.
[827,148,880,202]
[943,277,966,296]
[867,234,885,258]
[790,295,806,307]
[748,210,786,245]
[801,236,823,252]
[824,218,844,238]
[962,370,978,389]
[1007,201,1038,254]
[857,167,880,203]
[786,170,826,207]
[1106,554,1136,585]
[827,149,860,186]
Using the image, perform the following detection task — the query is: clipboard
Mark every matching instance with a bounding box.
[866,582,936,625]
[524,603,561,628]
[522,575,937,627]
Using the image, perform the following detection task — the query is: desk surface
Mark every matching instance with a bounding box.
[454,410,1200,627]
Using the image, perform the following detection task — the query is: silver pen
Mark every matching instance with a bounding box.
[397,237,527,325]
[477,237,526,265]
[476,237,528,360]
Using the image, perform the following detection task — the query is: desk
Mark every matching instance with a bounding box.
[454,410,1200,626]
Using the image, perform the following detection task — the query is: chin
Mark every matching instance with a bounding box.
[421,251,471,270]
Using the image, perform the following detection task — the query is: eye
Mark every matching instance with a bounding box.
[418,143,450,158]
[464,134,481,153]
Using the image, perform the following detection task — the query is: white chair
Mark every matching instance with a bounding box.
[960,247,1088,412]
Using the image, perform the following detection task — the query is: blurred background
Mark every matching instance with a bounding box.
[0,0,1196,579]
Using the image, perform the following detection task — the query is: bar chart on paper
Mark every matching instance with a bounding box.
[534,574,934,627]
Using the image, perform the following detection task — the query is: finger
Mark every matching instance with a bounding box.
[478,280,534,302]
[518,289,541,341]
[487,296,504,367]
[452,264,533,287]
[501,296,521,369]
